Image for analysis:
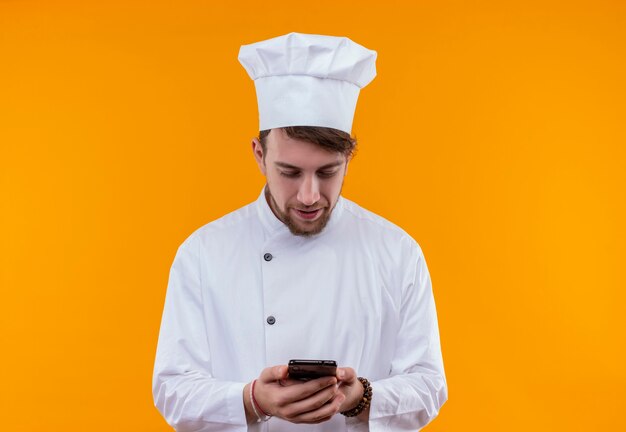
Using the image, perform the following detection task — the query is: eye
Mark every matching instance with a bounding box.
[317,170,338,178]
[280,171,300,178]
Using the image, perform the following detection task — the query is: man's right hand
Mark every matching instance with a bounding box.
[243,365,346,424]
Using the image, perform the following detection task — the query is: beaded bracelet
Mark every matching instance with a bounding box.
[341,377,372,417]
[250,379,271,422]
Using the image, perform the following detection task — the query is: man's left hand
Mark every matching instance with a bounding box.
[334,367,365,414]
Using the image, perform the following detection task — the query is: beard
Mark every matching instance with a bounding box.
[265,186,336,237]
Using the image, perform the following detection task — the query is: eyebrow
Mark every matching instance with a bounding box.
[274,161,344,170]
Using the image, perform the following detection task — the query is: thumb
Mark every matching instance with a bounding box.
[259,365,288,383]
[337,367,357,382]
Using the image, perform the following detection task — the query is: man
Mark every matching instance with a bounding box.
[153,32,447,431]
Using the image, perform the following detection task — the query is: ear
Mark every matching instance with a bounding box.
[252,137,267,175]
[344,158,350,176]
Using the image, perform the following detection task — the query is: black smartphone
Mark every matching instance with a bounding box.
[288,359,337,381]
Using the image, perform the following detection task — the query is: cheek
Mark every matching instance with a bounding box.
[324,177,344,197]
[268,175,297,203]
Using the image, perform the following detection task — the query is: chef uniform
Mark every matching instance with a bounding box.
[153,33,447,432]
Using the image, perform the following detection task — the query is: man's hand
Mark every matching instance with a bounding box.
[243,365,346,424]
[335,367,361,411]
[336,367,370,421]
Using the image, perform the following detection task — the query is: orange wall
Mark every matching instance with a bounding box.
[1,1,624,430]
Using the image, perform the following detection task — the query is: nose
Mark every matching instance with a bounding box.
[297,174,320,206]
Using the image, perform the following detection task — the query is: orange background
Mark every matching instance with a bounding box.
[1,0,625,431]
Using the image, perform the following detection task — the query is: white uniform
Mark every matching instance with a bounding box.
[153,188,447,431]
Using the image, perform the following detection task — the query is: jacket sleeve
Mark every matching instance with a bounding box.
[356,242,447,432]
[152,234,248,432]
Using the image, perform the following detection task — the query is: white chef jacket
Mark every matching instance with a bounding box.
[153,188,447,432]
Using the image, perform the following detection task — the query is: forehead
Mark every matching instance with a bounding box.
[265,129,346,168]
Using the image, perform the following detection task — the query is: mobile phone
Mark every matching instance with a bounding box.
[288,359,337,381]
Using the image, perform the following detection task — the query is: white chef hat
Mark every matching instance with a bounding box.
[238,32,377,134]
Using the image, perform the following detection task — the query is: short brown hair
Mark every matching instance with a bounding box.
[258,126,357,159]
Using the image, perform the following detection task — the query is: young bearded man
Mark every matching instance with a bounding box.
[153,32,447,432]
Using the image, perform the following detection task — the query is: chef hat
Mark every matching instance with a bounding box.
[238,32,377,134]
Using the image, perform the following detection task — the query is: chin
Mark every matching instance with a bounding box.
[286,212,331,237]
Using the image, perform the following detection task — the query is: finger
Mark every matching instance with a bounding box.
[290,392,346,424]
[258,374,338,417]
[336,367,356,383]
[281,382,339,418]
[259,365,288,383]
[278,378,301,387]
[280,376,337,403]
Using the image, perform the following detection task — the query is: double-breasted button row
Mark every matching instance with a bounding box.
[263,253,274,325]
[263,252,274,325]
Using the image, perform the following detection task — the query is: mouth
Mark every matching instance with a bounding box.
[292,208,323,221]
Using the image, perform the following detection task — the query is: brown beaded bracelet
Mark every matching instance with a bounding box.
[341,377,372,417]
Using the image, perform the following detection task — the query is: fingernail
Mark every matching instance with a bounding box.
[338,370,345,379]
